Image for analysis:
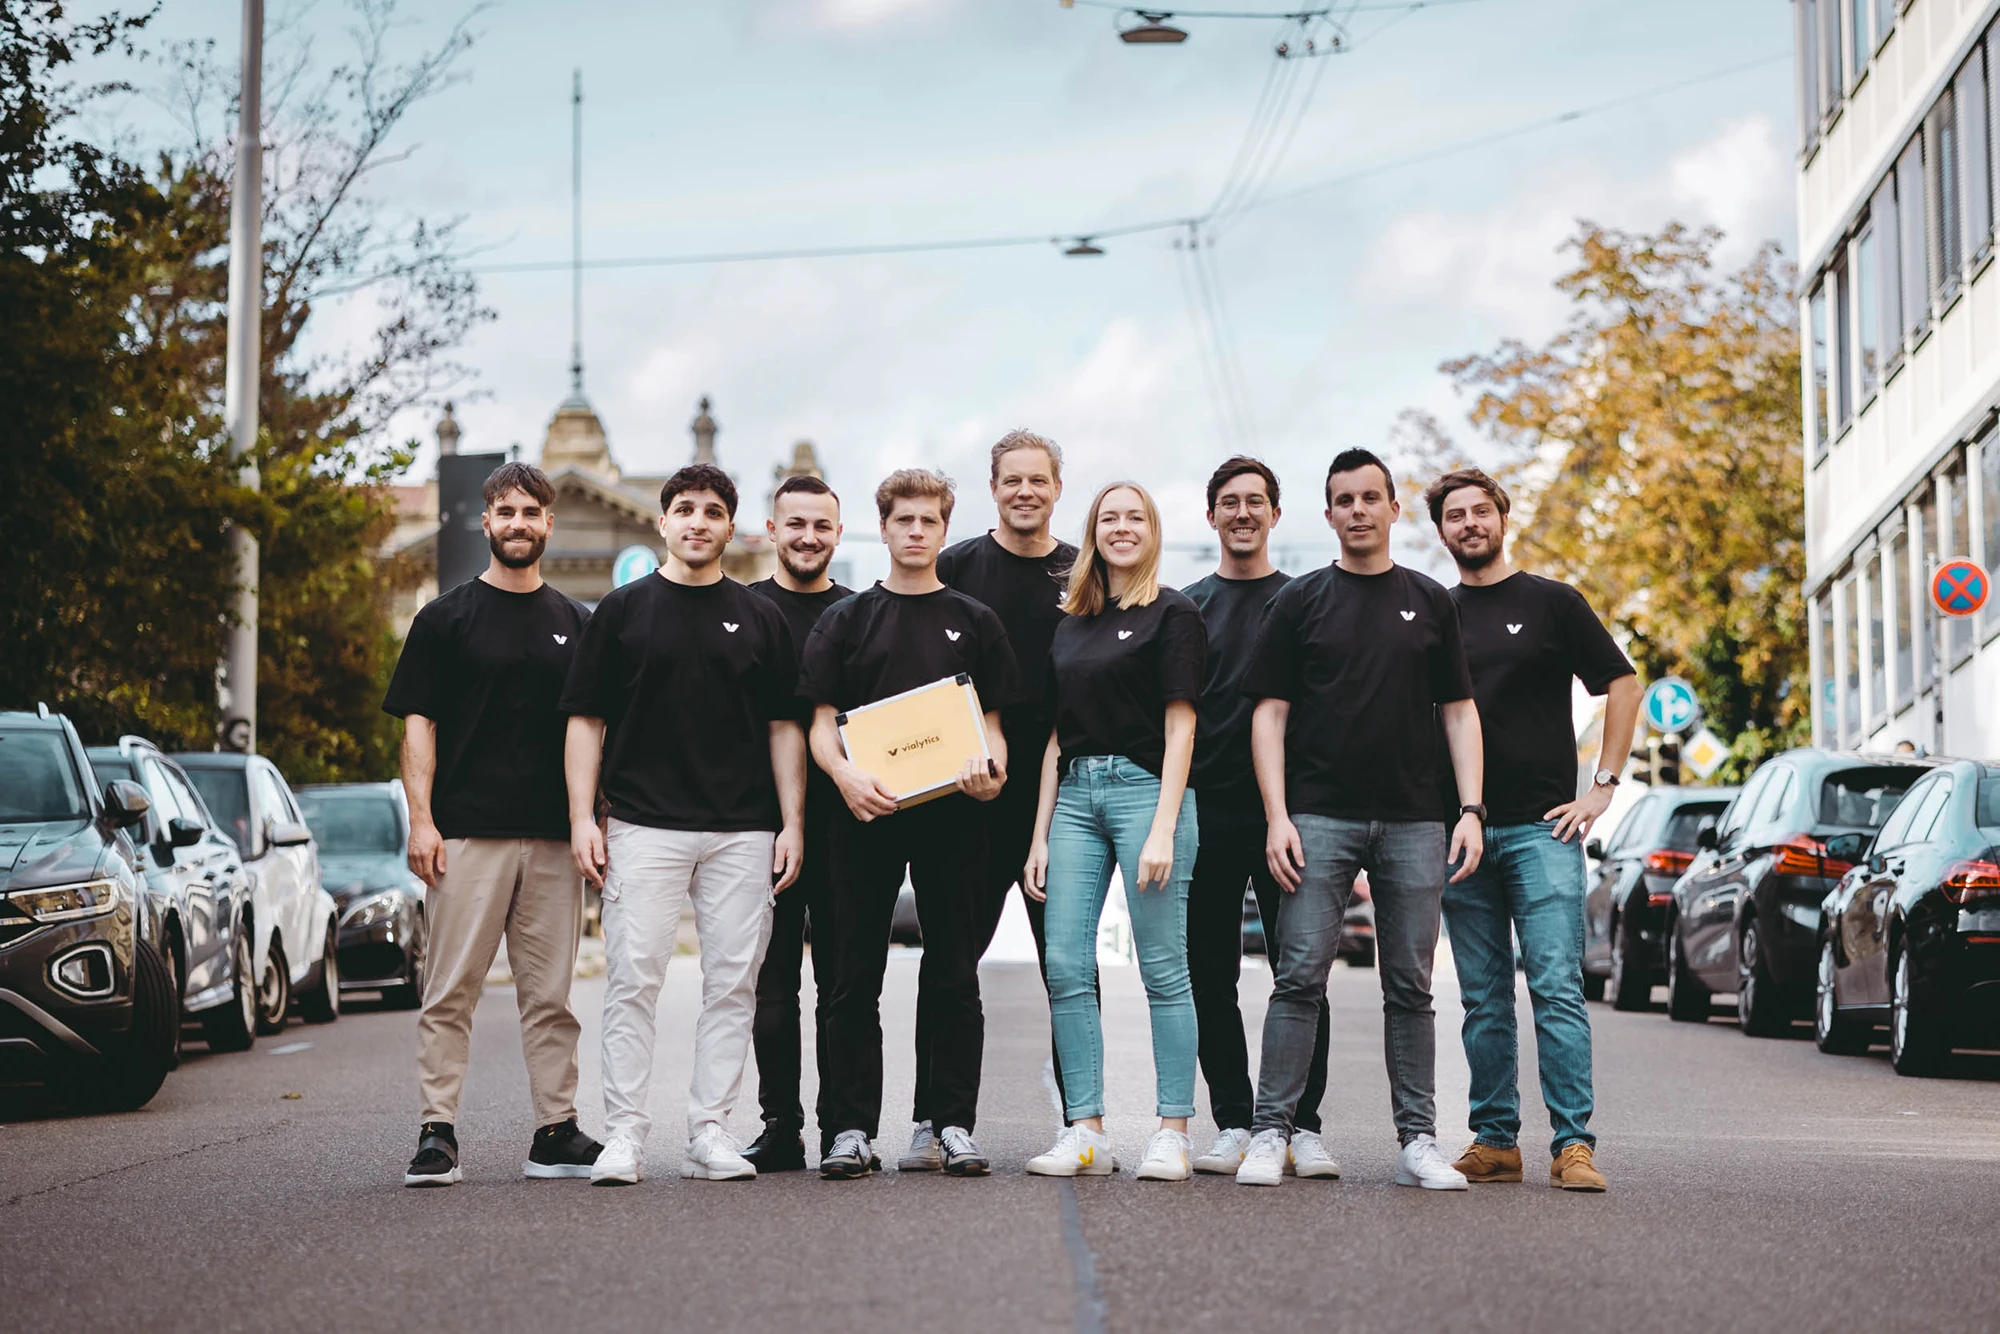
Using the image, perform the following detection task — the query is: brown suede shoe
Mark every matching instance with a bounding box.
[1549,1143,1607,1191]
[1450,1142,1522,1183]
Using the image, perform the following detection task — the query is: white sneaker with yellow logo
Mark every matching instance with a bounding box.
[1025,1125,1115,1177]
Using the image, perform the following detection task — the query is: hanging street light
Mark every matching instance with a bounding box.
[1117,10,1190,42]
[1064,237,1107,255]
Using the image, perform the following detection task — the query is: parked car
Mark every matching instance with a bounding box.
[174,752,342,1030]
[296,781,427,1008]
[0,706,176,1109]
[85,738,259,1055]
[1582,785,1736,1010]
[1664,749,1934,1033]
[1241,872,1375,966]
[1815,759,2000,1074]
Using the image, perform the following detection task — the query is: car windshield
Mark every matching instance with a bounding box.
[183,767,251,852]
[1661,802,1729,852]
[1818,766,1921,830]
[0,730,90,822]
[1979,774,2000,836]
[297,791,400,854]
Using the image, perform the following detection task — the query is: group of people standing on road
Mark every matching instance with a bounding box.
[382,427,1639,1194]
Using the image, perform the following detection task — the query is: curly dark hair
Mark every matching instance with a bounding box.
[660,463,739,518]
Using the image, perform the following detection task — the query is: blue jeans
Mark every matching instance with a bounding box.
[1253,816,1447,1144]
[1042,756,1198,1120]
[1441,820,1595,1157]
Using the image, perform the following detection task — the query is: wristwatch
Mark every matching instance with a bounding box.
[1459,804,1487,823]
[1592,768,1620,789]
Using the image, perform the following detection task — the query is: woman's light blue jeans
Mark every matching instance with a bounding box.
[1041,755,1198,1121]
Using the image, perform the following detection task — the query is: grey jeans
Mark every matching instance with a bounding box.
[1252,815,1448,1144]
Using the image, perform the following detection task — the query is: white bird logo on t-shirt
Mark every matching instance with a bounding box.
[553,634,568,645]
[946,629,962,642]
[1118,630,1133,640]
[1506,623,1522,635]
[1399,610,1416,622]
[723,622,740,633]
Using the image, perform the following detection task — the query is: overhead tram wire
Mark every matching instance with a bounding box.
[1173,227,1242,449]
[1192,227,1256,442]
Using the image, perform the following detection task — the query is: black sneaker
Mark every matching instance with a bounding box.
[819,1128,875,1179]
[939,1125,990,1177]
[405,1121,461,1187]
[743,1122,808,1172]
[525,1118,602,1179]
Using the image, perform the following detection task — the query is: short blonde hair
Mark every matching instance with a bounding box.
[1063,481,1163,616]
[875,468,956,524]
[989,429,1063,483]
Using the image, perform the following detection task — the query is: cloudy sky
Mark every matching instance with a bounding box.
[117,0,1795,584]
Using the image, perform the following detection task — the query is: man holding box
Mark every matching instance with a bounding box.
[800,468,1022,1179]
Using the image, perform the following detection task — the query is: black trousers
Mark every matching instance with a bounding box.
[824,796,987,1138]
[751,796,837,1140]
[1187,812,1329,1133]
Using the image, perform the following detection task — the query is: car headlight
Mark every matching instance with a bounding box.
[8,879,121,924]
[340,891,405,929]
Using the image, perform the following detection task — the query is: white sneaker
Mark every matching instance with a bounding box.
[1135,1128,1192,1182]
[1235,1128,1288,1187]
[590,1133,643,1186]
[1394,1133,1469,1191]
[1287,1129,1342,1179]
[681,1126,756,1180]
[898,1120,942,1172]
[1193,1127,1252,1175]
[1025,1124,1114,1177]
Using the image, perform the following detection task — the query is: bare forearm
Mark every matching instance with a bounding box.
[1152,702,1196,833]
[1595,674,1641,777]
[565,716,605,825]
[770,721,806,829]
[981,711,1009,777]
[1251,700,1291,824]
[1441,699,1484,807]
[809,706,849,777]
[1033,730,1060,843]
[400,716,438,825]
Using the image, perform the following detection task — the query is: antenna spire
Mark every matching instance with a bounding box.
[569,68,584,397]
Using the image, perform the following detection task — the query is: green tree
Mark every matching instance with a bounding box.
[1430,222,1806,781]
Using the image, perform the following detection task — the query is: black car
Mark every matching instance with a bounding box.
[1241,874,1375,967]
[0,707,177,1109]
[1815,760,2000,1074]
[86,738,261,1053]
[1582,786,1736,1010]
[1664,749,1933,1034]
[296,781,427,1008]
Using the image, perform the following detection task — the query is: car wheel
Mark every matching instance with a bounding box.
[1889,948,1947,1076]
[1581,967,1607,1002]
[254,938,291,1036]
[160,937,184,1069]
[1665,922,1710,1023]
[383,917,426,1010]
[1343,942,1375,969]
[298,920,341,1024]
[1814,933,1870,1055]
[202,925,259,1052]
[1609,911,1651,1012]
[1736,919,1788,1037]
[65,938,177,1112]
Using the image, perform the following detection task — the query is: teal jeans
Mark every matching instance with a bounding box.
[1042,755,1198,1120]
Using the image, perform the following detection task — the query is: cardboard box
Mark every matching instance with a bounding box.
[836,673,991,808]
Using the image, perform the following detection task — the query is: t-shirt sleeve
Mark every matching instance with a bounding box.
[381,606,446,719]
[1429,588,1474,704]
[970,605,1026,712]
[1160,598,1208,703]
[796,610,845,707]
[557,595,621,719]
[1239,585,1303,701]
[1557,585,1635,695]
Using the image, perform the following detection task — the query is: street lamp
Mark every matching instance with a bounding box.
[1118,11,1189,42]
[1064,237,1106,255]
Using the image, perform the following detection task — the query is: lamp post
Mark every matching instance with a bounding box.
[218,0,263,754]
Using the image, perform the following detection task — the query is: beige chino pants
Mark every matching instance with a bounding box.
[416,837,583,1127]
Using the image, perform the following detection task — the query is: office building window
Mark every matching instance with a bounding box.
[1984,438,2000,639]
[1875,0,1895,48]
[1833,252,1853,428]
[1958,46,1993,259]
[1871,178,1901,367]
[1841,571,1862,746]
[1855,226,1880,397]
[1929,92,1962,298]
[1947,457,1973,663]
[1797,0,1821,151]
[1866,550,1886,724]
[1891,527,1914,709]
[1809,284,1830,455]
[1898,136,1929,339]
[1850,0,1871,84]
[1819,0,1841,123]
[1918,489,1939,690]
[1816,591,1837,745]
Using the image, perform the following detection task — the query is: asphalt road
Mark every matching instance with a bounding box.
[4,941,1998,1334]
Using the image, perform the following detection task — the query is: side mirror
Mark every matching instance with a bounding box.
[1695,824,1719,851]
[104,779,150,829]
[166,817,204,849]
[1822,831,1867,864]
[267,818,313,848]
[1584,838,1605,862]
[1867,851,1887,875]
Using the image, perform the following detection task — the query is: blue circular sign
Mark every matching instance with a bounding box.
[1642,677,1701,734]
[612,544,659,588]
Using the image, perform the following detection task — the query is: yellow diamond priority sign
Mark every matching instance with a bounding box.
[1681,726,1728,781]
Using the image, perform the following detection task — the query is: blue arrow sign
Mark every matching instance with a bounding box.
[1642,677,1701,734]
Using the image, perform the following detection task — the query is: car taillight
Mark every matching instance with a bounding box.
[1940,860,2000,904]
[1771,836,1851,879]
[1644,849,1693,874]
[1351,873,1371,903]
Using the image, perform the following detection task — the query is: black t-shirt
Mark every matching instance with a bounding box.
[1451,571,1634,826]
[1183,570,1293,825]
[749,578,854,812]
[381,578,588,841]
[798,583,1024,722]
[936,533,1076,765]
[1049,589,1207,777]
[557,574,799,833]
[1241,563,1474,822]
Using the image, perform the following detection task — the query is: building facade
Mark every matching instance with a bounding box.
[1798,0,2000,758]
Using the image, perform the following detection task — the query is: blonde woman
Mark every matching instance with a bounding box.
[1023,482,1207,1181]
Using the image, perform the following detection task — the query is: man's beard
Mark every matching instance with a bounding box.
[778,543,831,581]
[1448,537,1501,571]
[489,530,547,569]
